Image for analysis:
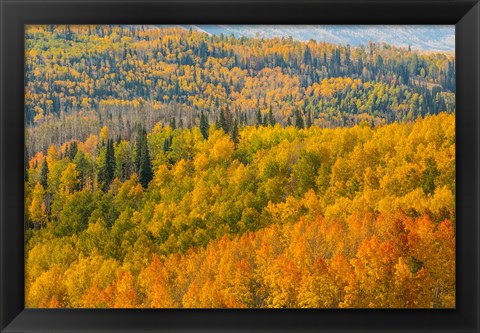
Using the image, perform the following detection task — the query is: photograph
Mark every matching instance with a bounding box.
[24,24,455,309]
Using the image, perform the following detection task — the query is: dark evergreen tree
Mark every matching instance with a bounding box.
[107,139,116,184]
[306,110,313,128]
[303,46,312,66]
[163,136,173,152]
[268,108,276,126]
[295,110,305,129]
[345,45,351,66]
[243,113,248,126]
[64,145,69,160]
[40,160,49,189]
[223,107,233,131]
[231,118,240,150]
[263,114,269,127]
[68,142,78,160]
[99,139,115,191]
[256,109,263,127]
[73,150,89,191]
[219,108,229,133]
[200,111,209,140]
[136,128,153,188]
[169,117,176,129]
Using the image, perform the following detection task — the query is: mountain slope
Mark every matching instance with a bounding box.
[183,25,454,52]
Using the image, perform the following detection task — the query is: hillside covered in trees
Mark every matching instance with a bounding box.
[25,25,454,156]
[25,25,455,308]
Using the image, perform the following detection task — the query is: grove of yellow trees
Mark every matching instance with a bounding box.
[25,25,454,156]
[24,25,455,309]
[25,113,455,308]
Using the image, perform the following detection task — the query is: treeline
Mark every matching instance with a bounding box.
[25,25,454,155]
[25,113,455,308]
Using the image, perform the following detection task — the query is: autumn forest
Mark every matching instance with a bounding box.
[25,25,455,308]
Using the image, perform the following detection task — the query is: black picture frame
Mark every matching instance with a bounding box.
[1,0,479,332]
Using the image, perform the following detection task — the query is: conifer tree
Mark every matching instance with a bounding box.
[107,139,116,183]
[231,118,240,150]
[219,109,229,133]
[40,160,49,189]
[306,110,313,128]
[256,109,263,127]
[163,136,173,153]
[200,111,209,140]
[68,142,78,160]
[224,107,233,131]
[169,117,176,130]
[295,110,305,129]
[73,150,88,191]
[268,108,276,126]
[136,128,153,188]
[64,145,69,160]
[99,139,115,191]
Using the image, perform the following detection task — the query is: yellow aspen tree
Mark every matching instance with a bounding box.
[139,255,178,308]
[113,270,137,308]
[29,182,47,229]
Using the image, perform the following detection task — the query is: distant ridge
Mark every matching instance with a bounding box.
[178,25,454,52]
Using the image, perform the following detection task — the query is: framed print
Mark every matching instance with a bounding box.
[1,0,479,332]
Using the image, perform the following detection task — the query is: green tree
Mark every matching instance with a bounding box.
[135,128,153,188]
[200,111,209,140]
[293,151,322,196]
[219,109,229,133]
[268,108,276,126]
[306,110,313,128]
[40,160,49,189]
[421,157,439,196]
[98,139,115,192]
[73,150,90,191]
[169,117,176,130]
[68,142,78,160]
[256,109,263,127]
[231,118,240,150]
[295,110,304,129]
[163,136,173,153]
